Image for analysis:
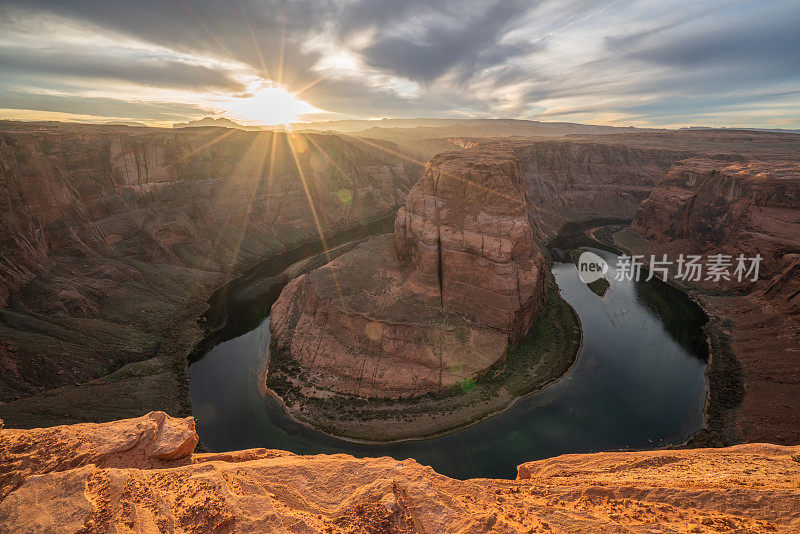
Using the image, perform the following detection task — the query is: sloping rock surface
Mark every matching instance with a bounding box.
[1,414,799,533]
[269,147,546,398]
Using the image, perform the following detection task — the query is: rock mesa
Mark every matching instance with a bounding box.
[269,147,546,398]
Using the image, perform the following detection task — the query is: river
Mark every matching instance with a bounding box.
[189,232,708,479]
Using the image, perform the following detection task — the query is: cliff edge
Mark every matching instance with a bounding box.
[1,414,798,533]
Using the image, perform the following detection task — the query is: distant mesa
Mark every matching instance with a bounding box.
[172,116,263,130]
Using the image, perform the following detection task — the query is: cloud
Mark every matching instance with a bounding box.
[0,49,247,92]
[356,0,537,83]
[0,0,798,127]
[609,2,800,70]
[0,90,214,121]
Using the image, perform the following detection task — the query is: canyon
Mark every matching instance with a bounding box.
[263,138,693,436]
[266,131,800,443]
[1,413,798,533]
[626,157,800,444]
[2,122,798,445]
[0,121,418,427]
[1,121,799,530]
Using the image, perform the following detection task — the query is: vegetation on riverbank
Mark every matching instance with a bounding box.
[267,277,582,442]
[607,227,744,447]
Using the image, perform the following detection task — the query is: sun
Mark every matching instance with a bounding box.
[221,85,321,125]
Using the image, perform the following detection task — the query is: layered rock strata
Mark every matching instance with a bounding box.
[0,121,417,424]
[1,414,799,533]
[632,158,800,287]
[269,147,546,398]
[512,140,692,238]
[629,157,800,444]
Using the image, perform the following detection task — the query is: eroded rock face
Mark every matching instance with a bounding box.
[0,121,418,419]
[628,157,800,445]
[632,158,800,289]
[513,140,691,239]
[270,235,511,397]
[0,411,197,500]
[395,148,545,342]
[269,148,546,398]
[1,415,798,533]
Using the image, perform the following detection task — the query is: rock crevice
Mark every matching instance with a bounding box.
[269,147,547,399]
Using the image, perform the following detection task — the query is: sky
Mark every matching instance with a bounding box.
[0,0,798,128]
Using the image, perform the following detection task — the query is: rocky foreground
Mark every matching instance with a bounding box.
[1,413,798,533]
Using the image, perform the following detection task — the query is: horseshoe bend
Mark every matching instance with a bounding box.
[265,146,559,439]
[1,122,799,530]
[1,56,800,534]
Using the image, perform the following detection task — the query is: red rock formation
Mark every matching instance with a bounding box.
[395,148,545,341]
[270,235,513,398]
[512,140,691,239]
[0,121,418,420]
[632,158,800,286]
[269,147,546,399]
[0,123,417,304]
[1,414,799,533]
[628,157,800,445]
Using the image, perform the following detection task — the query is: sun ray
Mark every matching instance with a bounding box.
[216,131,272,272]
[239,2,271,82]
[184,128,238,159]
[298,132,355,196]
[288,132,349,299]
[292,76,324,99]
[286,132,332,264]
[334,133,527,207]
[276,23,286,87]
[177,1,236,60]
[267,129,279,196]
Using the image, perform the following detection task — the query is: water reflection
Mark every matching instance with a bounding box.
[189,244,708,479]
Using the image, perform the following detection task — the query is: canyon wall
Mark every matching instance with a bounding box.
[0,122,418,423]
[512,140,692,239]
[628,157,800,444]
[632,157,800,296]
[2,413,798,533]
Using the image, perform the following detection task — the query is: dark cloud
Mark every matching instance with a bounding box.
[623,6,800,69]
[0,49,246,92]
[0,90,214,120]
[0,0,798,126]
[357,0,537,82]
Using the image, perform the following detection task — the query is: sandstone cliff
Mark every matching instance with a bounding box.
[2,414,798,533]
[627,157,800,445]
[632,158,800,289]
[394,147,545,342]
[0,122,418,425]
[269,147,546,400]
[512,140,692,239]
